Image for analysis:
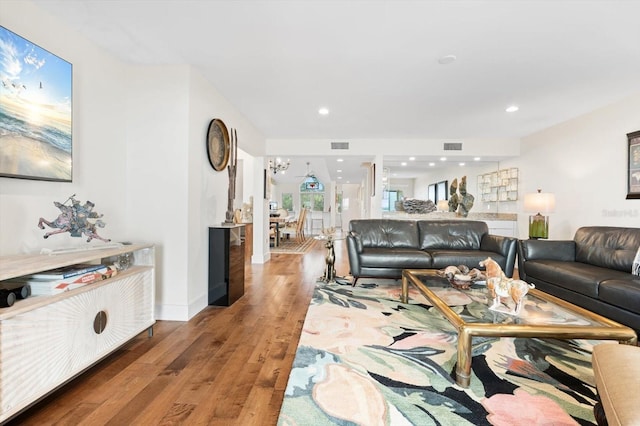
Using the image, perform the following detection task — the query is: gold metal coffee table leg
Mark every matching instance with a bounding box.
[401,273,409,303]
[455,327,473,387]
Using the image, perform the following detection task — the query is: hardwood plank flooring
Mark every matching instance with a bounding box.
[6,238,348,426]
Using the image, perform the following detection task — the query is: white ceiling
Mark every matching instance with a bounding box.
[28,0,640,185]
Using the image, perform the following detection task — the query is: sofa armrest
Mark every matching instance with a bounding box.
[346,232,363,277]
[518,239,576,261]
[347,231,363,252]
[517,239,576,280]
[480,234,517,278]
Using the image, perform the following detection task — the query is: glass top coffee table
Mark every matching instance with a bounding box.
[401,269,638,388]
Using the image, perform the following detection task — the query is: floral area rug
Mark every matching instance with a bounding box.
[277,279,600,425]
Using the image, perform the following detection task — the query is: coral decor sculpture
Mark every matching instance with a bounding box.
[480,257,535,315]
[448,178,459,212]
[457,175,475,217]
[37,194,110,243]
[447,176,475,217]
[437,264,485,289]
[401,198,437,214]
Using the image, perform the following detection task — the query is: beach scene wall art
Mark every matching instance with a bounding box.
[0,26,72,181]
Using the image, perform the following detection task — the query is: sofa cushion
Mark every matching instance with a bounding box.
[574,227,640,273]
[359,247,432,269]
[598,279,640,312]
[349,219,420,249]
[523,260,634,298]
[417,220,487,250]
[429,250,505,270]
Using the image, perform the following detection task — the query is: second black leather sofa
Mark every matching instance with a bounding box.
[518,226,640,332]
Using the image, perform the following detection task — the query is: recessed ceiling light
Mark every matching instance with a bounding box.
[337,176,342,179]
[318,107,329,115]
[401,162,407,166]
[337,158,343,162]
[409,157,416,161]
[438,55,457,65]
[440,157,447,161]
[429,162,435,167]
[474,157,481,161]
[337,169,342,173]
[459,162,465,166]
[506,105,519,113]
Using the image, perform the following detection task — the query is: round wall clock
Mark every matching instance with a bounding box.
[206,118,230,171]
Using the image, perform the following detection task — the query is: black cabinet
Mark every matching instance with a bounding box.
[208,225,245,306]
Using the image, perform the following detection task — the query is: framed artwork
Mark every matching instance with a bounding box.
[0,26,73,181]
[627,130,640,199]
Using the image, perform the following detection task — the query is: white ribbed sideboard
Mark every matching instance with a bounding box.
[0,244,155,423]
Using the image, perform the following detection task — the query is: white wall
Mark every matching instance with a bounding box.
[386,178,414,199]
[124,65,191,319]
[339,183,362,231]
[1,1,130,255]
[0,1,267,321]
[509,93,640,239]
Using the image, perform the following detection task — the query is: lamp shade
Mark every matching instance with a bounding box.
[524,190,555,214]
[437,200,449,211]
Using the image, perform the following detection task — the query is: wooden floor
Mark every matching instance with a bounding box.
[7,238,347,426]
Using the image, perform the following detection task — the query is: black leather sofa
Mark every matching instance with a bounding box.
[346,219,517,286]
[518,226,640,332]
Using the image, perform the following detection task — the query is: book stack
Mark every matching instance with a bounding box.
[13,264,118,295]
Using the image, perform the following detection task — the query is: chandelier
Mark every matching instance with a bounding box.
[269,158,290,174]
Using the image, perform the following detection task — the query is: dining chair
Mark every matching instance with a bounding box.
[281,208,307,243]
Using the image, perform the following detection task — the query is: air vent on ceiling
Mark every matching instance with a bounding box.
[443,142,463,151]
[331,142,349,150]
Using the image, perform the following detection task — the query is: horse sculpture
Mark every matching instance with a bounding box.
[38,195,111,243]
[480,257,534,315]
[37,201,74,238]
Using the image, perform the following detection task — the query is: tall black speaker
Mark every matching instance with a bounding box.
[208,225,245,306]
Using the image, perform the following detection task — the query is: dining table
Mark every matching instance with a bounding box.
[269,215,293,247]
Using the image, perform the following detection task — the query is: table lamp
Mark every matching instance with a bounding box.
[524,189,555,239]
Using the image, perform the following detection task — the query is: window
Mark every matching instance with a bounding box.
[313,194,325,211]
[301,193,325,211]
[382,190,401,211]
[300,177,325,211]
[282,193,293,211]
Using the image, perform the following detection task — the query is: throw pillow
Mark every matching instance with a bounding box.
[633,246,640,276]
